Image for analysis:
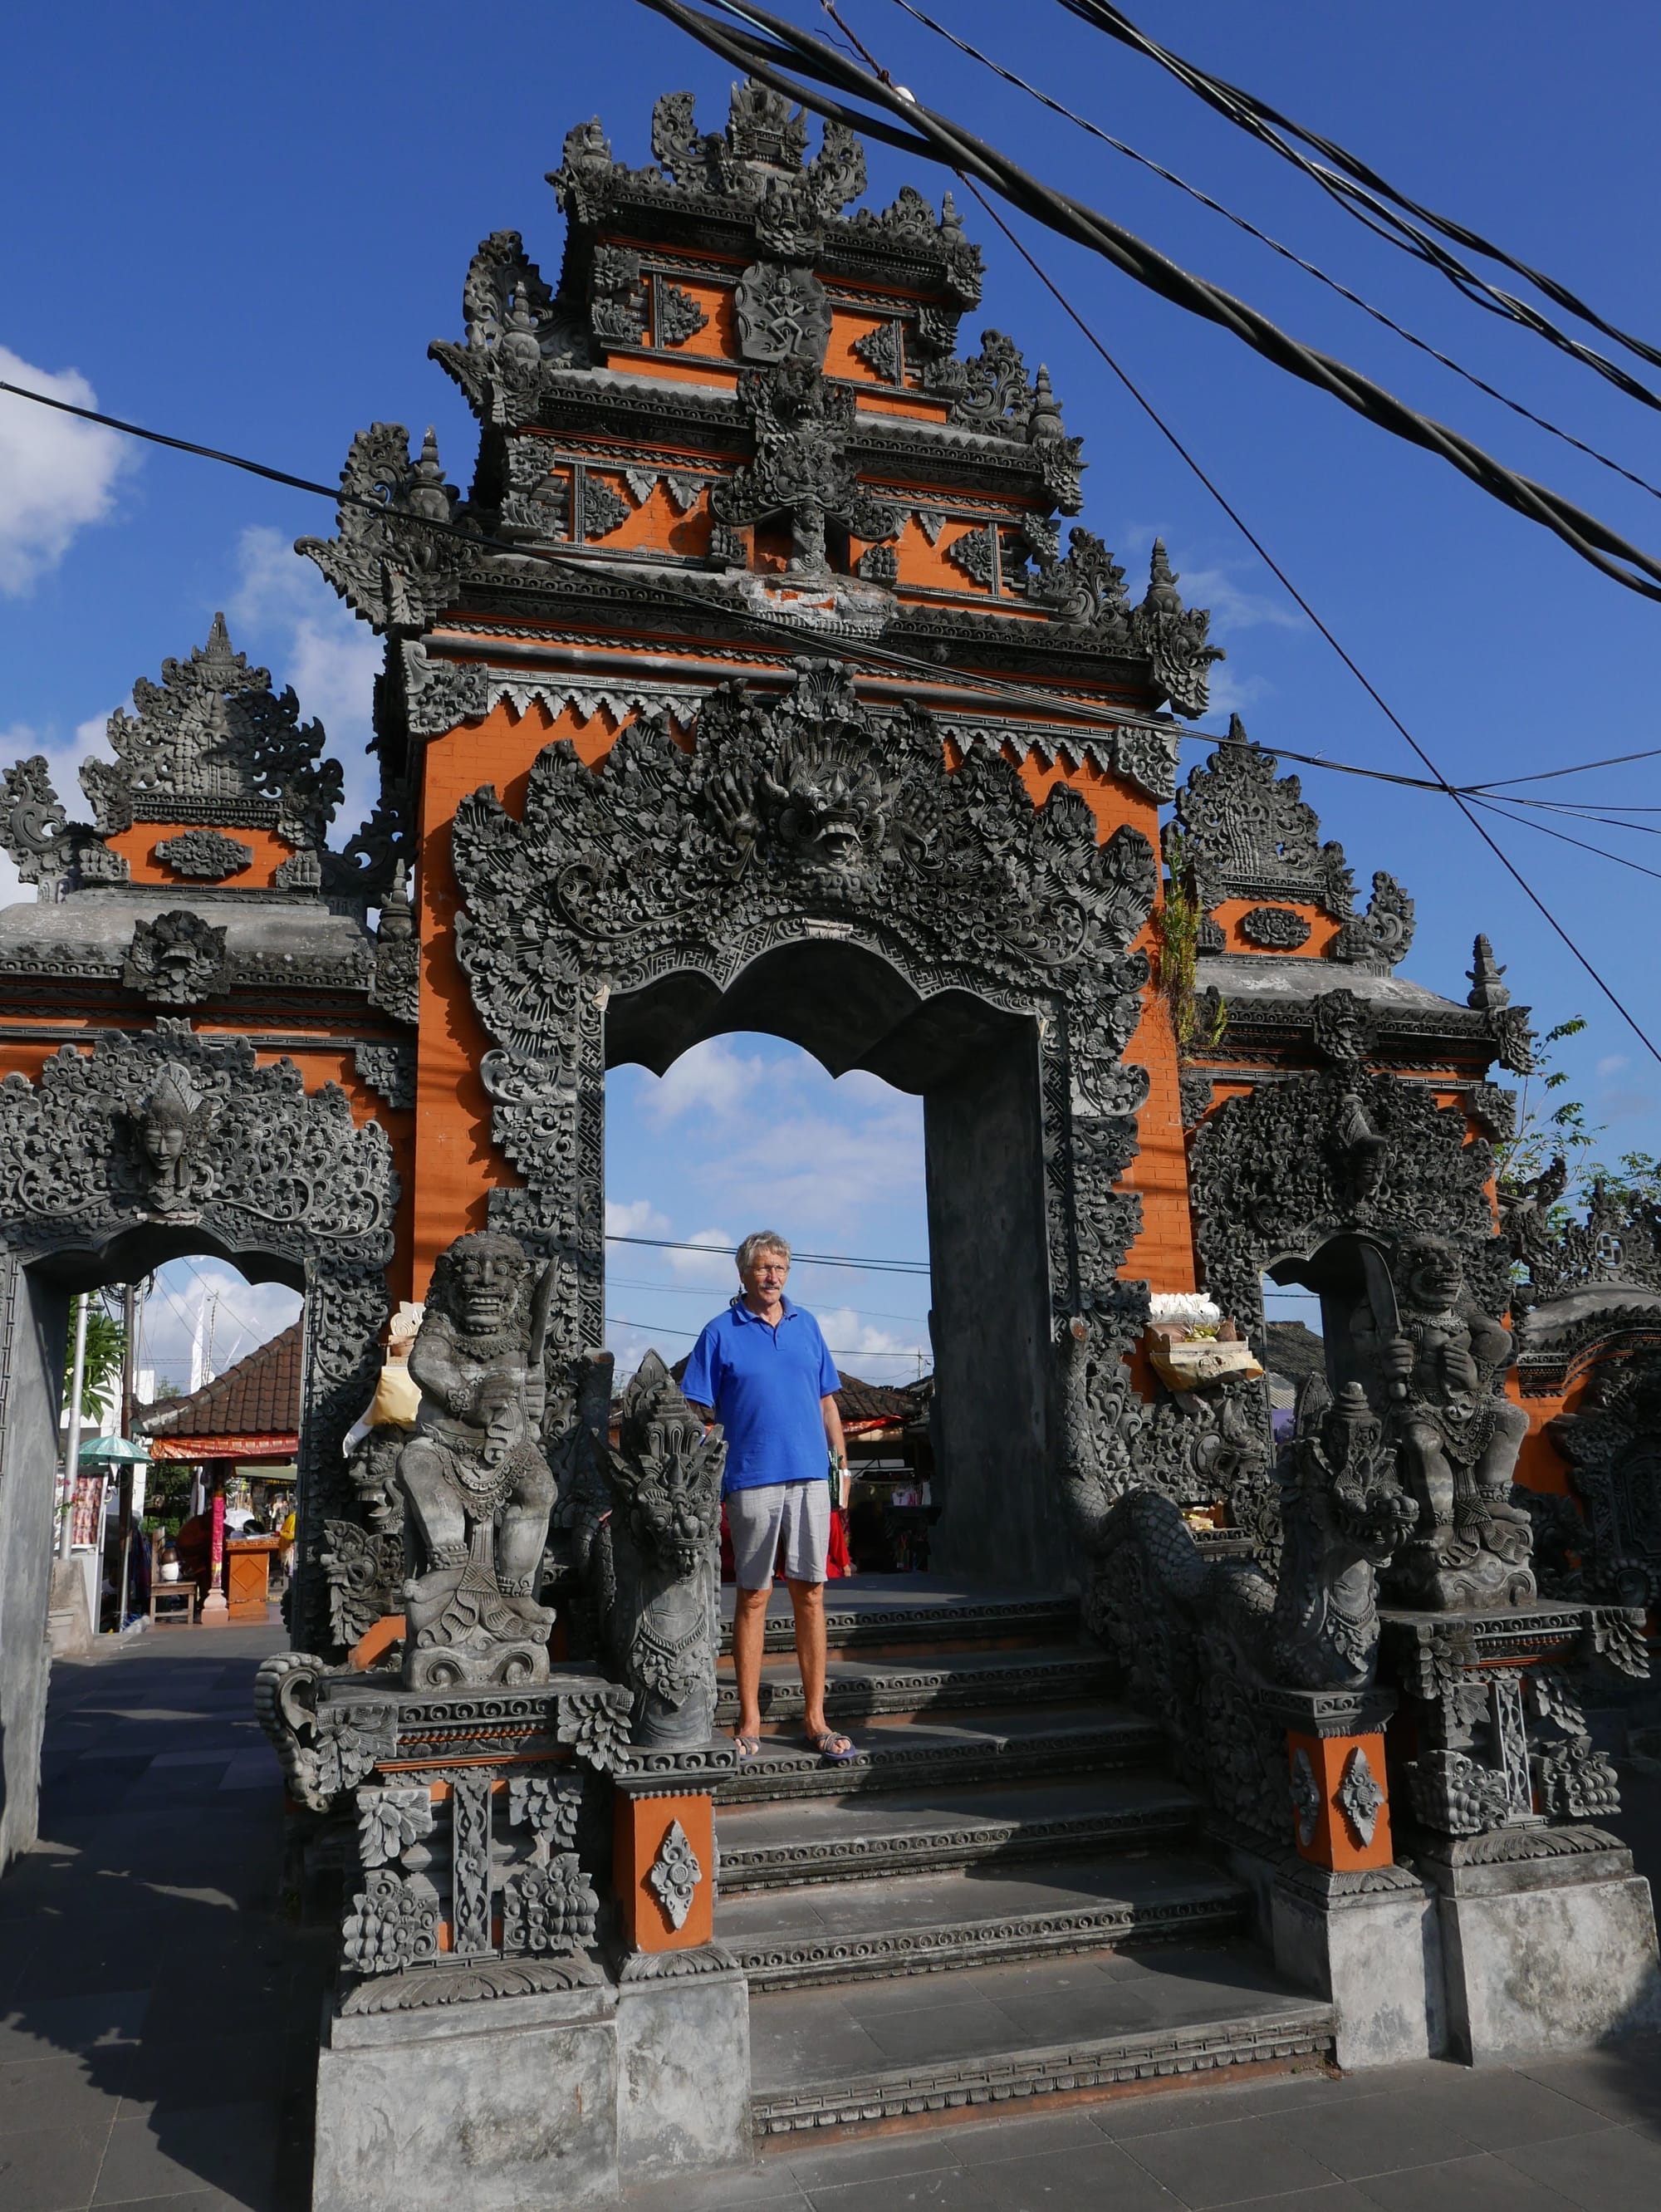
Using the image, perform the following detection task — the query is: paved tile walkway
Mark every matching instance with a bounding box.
[8,1624,1661,2211]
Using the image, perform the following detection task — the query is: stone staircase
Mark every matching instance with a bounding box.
[714,1581,1335,2138]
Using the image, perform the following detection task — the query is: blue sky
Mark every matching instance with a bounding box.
[5,2,1660,1378]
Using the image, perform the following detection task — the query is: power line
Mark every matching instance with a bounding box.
[683,0,1661,1072]
[609,1272,928,1324]
[605,1312,929,1360]
[606,1231,928,1274]
[641,0,1661,603]
[881,0,1661,506]
[1051,0,1661,397]
[2,377,1654,812]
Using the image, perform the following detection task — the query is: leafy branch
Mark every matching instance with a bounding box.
[1154,831,1226,1056]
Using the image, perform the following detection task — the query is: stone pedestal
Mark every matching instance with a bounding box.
[262,1669,752,2212]
[1271,1862,1445,2068]
[1418,1828,1661,2062]
[1379,1600,1661,2061]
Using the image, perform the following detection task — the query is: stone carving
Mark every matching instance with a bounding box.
[1336,1744,1384,1847]
[1331,872,1415,970]
[644,79,866,218]
[655,281,708,346]
[134,1064,218,1216]
[712,364,900,579]
[84,615,341,851]
[1127,543,1224,718]
[1363,1235,1534,1610]
[590,243,648,344]
[1548,1351,1661,1608]
[574,1351,725,1749]
[299,424,481,636]
[1178,1068,1215,1130]
[1515,1176,1661,1307]
[1272,1378,1418,1688]
[343,1871,441,1974]
[924,326,1036,432]
[152,829,254,880]
[320,1517,404,1650]
[396,1232,558,1688]
[451,654,1154,1356]
[581,475,631,540]
[353,1042,415,1113]
[1239,905,1311,950]
[853,319,902,383]
[1466,934,1511,1009]
[733,261,832,366]
[1290,1748,1321,1847]
[429,228,590,422]
[1491,1005,1537,1076]
[358,1785,435,1867]
[0,756,121,886]
[648,1818,703,1931]
[1188,1066,1503,1351]
[370,864,419,1027]
[121,910,232,1005]
[1171,721,1355,917]
[1031,527,1128,627]
[1311,989,1377,1067]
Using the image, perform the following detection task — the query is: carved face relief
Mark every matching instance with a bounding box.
[452,1238,530,1336]
[122,910,232,1006]
[762,733,884,872]
[1399,1238,1464,1317]
[134,1067,215,1215]
[734,262,832,367]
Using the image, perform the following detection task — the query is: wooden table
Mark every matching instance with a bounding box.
[224,1535,282,1624]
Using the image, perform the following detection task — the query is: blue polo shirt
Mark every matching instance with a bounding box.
[681,1296,840,1495]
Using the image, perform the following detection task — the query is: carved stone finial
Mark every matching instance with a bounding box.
[1128,542,1222,717]
[1467,934,1511,1010]
[1027,364,1065,444]
[1142,538,1183,615]
[298,422,480,636]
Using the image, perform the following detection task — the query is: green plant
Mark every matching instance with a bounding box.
[1154,831,1227,1056]
[63,1300,125,1420]
[1496,1017,1602,1216]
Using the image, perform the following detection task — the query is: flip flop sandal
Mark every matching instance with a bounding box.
[733,1734,762,1762]
[811,1730,857,1764]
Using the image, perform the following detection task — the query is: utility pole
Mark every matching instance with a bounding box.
[116,1282,140,1629]
[57,1293,88,1562]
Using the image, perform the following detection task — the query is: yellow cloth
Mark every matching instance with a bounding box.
[366,1361,422,1429]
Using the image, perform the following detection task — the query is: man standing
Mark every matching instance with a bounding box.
[682,1231,855,1763]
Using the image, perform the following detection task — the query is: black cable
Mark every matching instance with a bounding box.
[7,287,1658,1058]
[17,368,1649,807]
[640,0,1661,1068]
[1051,0,1661,396]
[881,0,1661,507]
[1463,796,1661,885]
[636,0,1661,606]
[606,1231,927,1273]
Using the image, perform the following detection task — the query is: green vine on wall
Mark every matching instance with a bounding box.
[1154,831,1226,1056]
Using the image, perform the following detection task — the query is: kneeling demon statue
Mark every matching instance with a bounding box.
[396,1231,557,1688]
[566,1349,726,1749]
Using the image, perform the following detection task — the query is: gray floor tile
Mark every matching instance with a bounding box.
[784,2126,982,2188]
[622,2161,807,2210]
[750,2007,890,2092]
[1515,2046,1661,2126]
[1266,2094,1482,2180]
[1356,2150,1581,2210]
[1402,2068,1614,2151]
[1098,2070,1364,2142]
[1497,2124,1661,2209]
[0,2121,113,2212]
[804,2165,1002,2212]
[857,1999,1026,2066]
[0,1994,150,2066]
[0,2053,125,2136]
[1120,2112,1344,2206]
[92,2102,279,2210]
[947,2136,1182,2210]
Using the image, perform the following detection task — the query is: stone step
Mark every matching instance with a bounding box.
[717,1702,1166,1806]
[718,1588,1081,1660]
[717,1850,1248,1989]
[747,1944,1334,2137]
[713,1646,1113,1727]
[717,1773,1200,1892]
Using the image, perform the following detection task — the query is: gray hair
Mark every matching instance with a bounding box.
[736,1229,791,1274]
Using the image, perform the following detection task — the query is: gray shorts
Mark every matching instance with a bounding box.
[727,1481,830,1589]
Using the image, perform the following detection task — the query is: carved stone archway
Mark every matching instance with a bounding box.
[0,1026,396,1859]
[448,658,1158,1583]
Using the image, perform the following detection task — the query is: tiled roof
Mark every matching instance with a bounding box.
[135,1320,303,1440]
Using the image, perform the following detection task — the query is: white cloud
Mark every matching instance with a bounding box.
[666,1229,737,1283]
[1203,666,1275,719]
[0,348,135,594]
[605,1197,671,1238]
[1178,566,1304,635]
[645,1037,777,1125]
[138,1259,301,1390]
[228,525,380,834]
[1598,1056,1629,1078]
[813,1303,927,1374]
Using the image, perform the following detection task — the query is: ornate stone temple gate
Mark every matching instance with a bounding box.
[2,67,1659,2207]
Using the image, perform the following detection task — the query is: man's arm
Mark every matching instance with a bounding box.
[821,1394,849,1508]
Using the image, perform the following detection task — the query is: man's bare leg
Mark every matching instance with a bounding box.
[786,1576,832,1740]
[731,1583,772,1744]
